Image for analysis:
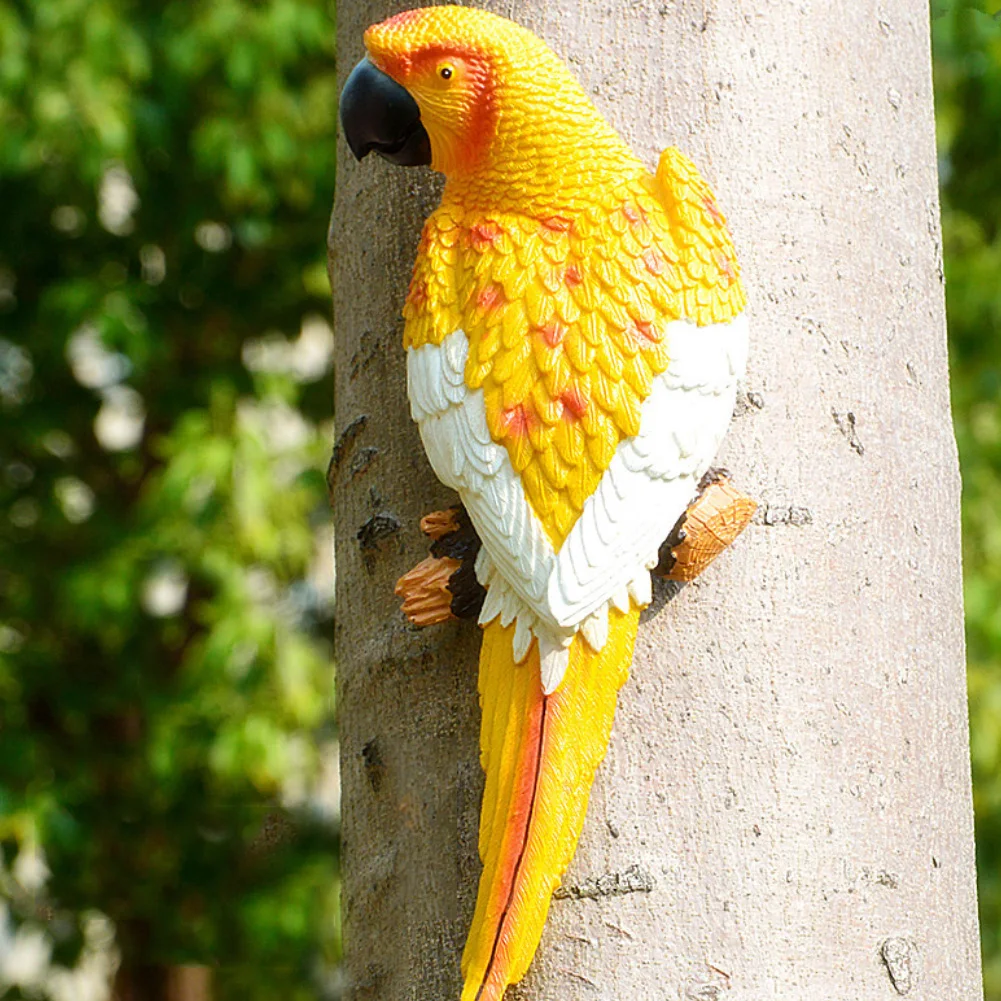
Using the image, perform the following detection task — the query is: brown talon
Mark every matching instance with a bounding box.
[657,476,756,582]
[420,508,462,540]
[396,555,462,627]
[397,507,486,626]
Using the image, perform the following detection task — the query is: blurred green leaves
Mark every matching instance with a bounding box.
[935,6,1001,997]
[0,0,338,997]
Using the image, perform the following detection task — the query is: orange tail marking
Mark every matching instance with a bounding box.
[460,605,641,1001]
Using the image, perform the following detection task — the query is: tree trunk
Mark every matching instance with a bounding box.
[330,1,983,998]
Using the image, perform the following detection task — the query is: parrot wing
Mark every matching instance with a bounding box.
[549,313,749,630]
[407,329,570,660]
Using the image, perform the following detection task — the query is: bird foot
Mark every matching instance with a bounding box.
[654,470,756,582]
[395,555,463,627]
[395,507,486,627]
[397,472,756,627]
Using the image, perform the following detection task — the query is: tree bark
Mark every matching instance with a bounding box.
[330,1,983,998]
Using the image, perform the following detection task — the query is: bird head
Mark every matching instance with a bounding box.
[339,6,637,209]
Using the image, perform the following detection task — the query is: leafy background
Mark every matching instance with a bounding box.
[0,1,999,998]
[0,1,340,998]
[935,3,1001,998]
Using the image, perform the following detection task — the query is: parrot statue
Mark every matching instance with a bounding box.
[339,7,749,1000]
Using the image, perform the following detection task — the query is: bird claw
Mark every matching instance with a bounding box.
[396,507,486,626]
[654,473,756,582]
[400,475,756,628]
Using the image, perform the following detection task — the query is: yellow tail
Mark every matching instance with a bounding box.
[460,604,641,1001]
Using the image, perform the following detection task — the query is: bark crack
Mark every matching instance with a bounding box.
[554,864,655,901]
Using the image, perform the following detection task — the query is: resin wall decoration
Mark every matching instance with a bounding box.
[339,8,753,999]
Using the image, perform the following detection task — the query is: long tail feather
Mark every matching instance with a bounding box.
[460,605,641,1001]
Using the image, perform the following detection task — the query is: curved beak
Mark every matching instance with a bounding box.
[339,58,432,167]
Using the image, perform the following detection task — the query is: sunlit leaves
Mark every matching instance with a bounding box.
[0,0,338,996]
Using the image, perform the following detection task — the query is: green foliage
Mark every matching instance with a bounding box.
[934,4,1001,995]
[0,0,338,996]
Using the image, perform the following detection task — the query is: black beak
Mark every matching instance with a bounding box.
[339,58,432,167]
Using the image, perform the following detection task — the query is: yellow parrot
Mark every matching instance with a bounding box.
[339,7,748,1000]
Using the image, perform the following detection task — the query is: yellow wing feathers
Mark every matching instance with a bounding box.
[403,151,745,547]
[655,147,746,323]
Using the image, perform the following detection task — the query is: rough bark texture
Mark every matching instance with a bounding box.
[330,1,983,998]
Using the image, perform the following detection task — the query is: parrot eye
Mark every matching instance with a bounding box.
[439,65,454,80]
